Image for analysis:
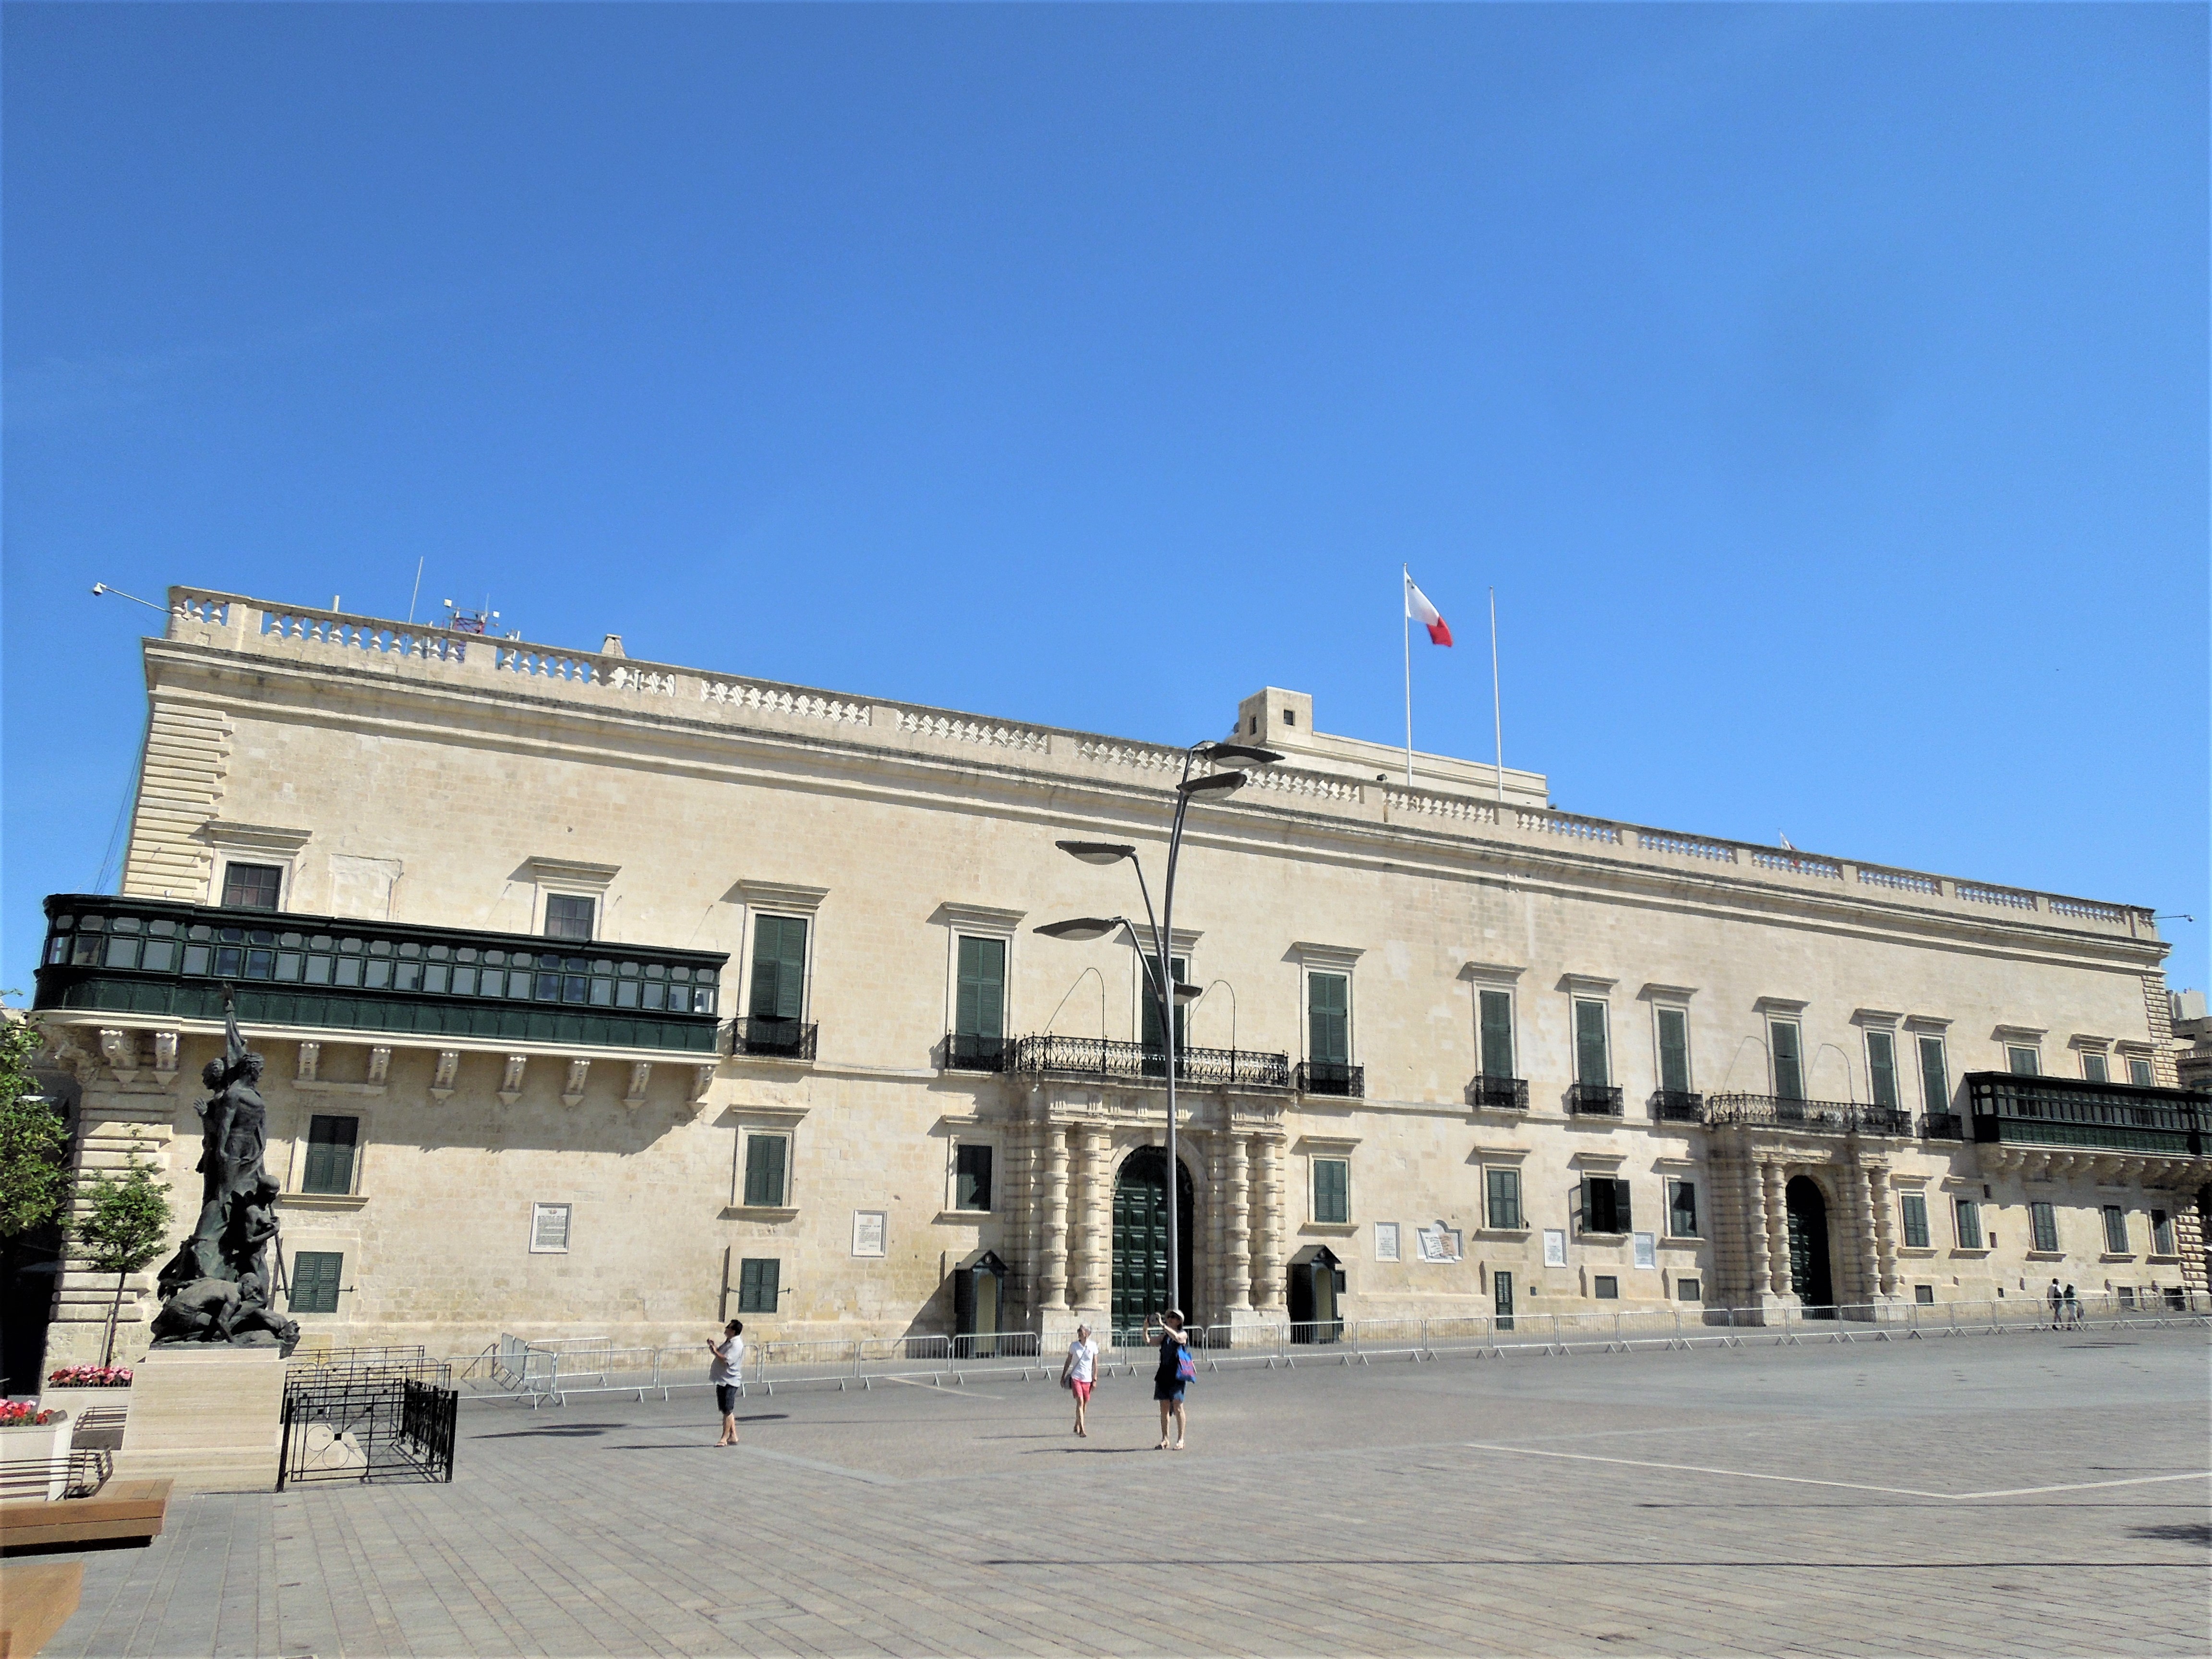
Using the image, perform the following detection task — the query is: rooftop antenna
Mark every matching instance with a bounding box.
[90,583,168,614]
[407,556,424,625]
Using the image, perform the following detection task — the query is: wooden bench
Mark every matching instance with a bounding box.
[0,1479,172,1555]
[0,1559,83,1657]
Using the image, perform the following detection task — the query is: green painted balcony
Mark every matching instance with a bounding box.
[35,894,728,1055]
[1965,1071,2207,1157]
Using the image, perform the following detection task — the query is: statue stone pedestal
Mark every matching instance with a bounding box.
[113,1347,285,1494]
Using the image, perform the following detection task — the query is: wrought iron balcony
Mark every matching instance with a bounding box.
[1466,1074,1529,1111]
[1965,1071,2207,1156]
[1565,1082,1624,1117]
[1295,1060,1364,1098]
[731,1017,818,1062]
[1648,1089,1706,1123]
[1705,1094,1913,1138]
[1921,1111,1964,1141]
[1010,1034,1290,1090]
[34,894,726,1054]
[942,1033,1011,1073]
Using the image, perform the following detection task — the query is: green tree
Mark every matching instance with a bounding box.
[0,1010,72,1257]
[73,1147,174,1367]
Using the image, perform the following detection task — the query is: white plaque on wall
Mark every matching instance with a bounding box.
[1415,1225,1463,1263]
[1633,1231,1657,1269]
[852,1210,887,1258]
[1542,1228,1567,1268]
[1374,1222,1400,1262]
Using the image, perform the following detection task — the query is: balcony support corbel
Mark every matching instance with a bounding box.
[498,1055,528,1106]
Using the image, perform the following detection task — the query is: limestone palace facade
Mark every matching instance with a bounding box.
[31,588,2210,1362]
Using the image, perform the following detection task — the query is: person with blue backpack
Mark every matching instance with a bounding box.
[1147,1307,1197,1451]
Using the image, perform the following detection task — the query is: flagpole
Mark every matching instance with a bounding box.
[1402,565,1414,786]
[1489,587,1504,804]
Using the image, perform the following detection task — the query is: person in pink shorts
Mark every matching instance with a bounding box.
[1060,1323,1100,1437]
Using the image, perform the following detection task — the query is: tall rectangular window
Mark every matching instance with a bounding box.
[749,916,808,1022]
[2007,1045,2040,1077]
[289,1250,343,1314]
[1666,1178,1699,1238]
[221,862,283,911]
[1486,1166,1523,1230]
[1308,973,1351,1067]
[1866,1030,1899,1110]
[2101,1205,2129,1254]
[1899,1192,1930,1249]
[2151,1209,2176,1255]
[1573,998,1611,1087]
[543,895,595,940]
[2029,1201,2058,1252]
[1312,1157,1350,1225]
[301,1115,358,1196]
[1917,1036,1949,1112]
[954,1144,993,1212]
[1140,955,1189,1050]
[1655,1008,1691,1094]
[742,1133,789,1208]
[1770,1020,1804,1101]
[1478,989,1515,1080]
[954,937,1006,1059]
[1953,1198,1983,1250]
[1581,1176,1631,1234]
[2126,1056,2154,1087]
[736,1257,780,1313]
[2080,1051,2108,1083]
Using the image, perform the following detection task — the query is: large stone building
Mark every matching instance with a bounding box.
[31,588,2210,1362]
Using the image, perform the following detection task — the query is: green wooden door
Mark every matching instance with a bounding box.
[1784,1176,1834,1312]
[1110,1147,1191,1331]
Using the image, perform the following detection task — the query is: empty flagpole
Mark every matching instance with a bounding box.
[1402,565,1415,786]
[1490,587,1504,804]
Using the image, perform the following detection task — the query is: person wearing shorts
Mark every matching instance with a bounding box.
[708,1320,745,1445]
[1061,1324,1100,1437]
[1148,1308,1191,1451]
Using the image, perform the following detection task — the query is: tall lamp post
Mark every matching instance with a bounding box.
[1037,739,1281,1326]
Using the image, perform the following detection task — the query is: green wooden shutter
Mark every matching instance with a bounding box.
[1486,1166,1520,1230]
[750,916,807,1021]
[1313,1158,1348,1225]
[1899,1193,1929,1249]
[1574,999,1610,1087]
[302,1116,358,1196]
[1309,974,1350,1068]
[738,1257,780,1313]
[1669,1179,1698,1237]
[1918,1037,1949,1110]
[1611,1179,1632,1233]
[955,1144,993,1211]
[1140,955,1188,1050]
[1657,1008,1690,1094]
[1478,990,1514,1079]
[744,1134,787,1207]
[955,937,1006,1041]
[2030,1202,2057,1252]
[2008,1046,2040,1077]
[1771,1021,1803,1100]
[1867,1031,1898,1109]
[290,1250,343,1314]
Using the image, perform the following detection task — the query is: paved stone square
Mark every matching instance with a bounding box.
[32,1327,2212,1658]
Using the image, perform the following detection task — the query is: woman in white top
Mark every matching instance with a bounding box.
[708,1320,745,1446]
[1059,1323,1100,1437]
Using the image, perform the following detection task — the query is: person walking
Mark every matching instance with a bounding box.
[2046,1278,2063,1328]
[1060,1323,1100,1437]
[708,1320,745,1446]
[2062,1284,2081,1330]
[1146,1308,1195,1451]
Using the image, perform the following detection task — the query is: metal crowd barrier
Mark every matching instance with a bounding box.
[442,1291,2208,1407]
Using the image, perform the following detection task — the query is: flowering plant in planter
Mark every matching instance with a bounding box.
[46,1365,133,1388]
[0,1401,64,1427]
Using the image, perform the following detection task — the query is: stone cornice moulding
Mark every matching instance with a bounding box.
[1569,1149,1627,1168]
[1291,1133,1361,1153]
[1472,1144,1531,1162]
[1289,941,1365,971]
[1905,1014,1954,1032]
[524,856,620,890]
[1993,1023,2049,1043]
[1754,995,1811,1015]
[1851,1008,1904,1028]
[2068,1033,2112,1051]
[1461,961,1526,986]
[931,902,1026,936]
[1559,974,1619,996]
[1639,982,1698,1003]
[196,819,313,853]
[732,879,830,914]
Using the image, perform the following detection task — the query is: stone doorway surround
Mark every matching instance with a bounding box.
[1709,1135,1901,1323]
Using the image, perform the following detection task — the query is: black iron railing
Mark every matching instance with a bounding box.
[1566,1082,1624,1117]
[276,1371,458,1487]
[1010,1034,1291,1090]
[35,894,726,1054]
[1921,1111,1964,1141]
[1296,1061,1365,1098]
[1706,1095,1913,1137]
[732,1018,818,1061]
[943,1033,1011,1073]
[1466,1075,1529,1111]
[1648,1089,1706,1123]
[1965,1071,2207,1156]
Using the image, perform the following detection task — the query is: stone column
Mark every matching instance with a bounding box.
[1040,1123,1070,1310]
[1743,1156,1771,1307]
[1845,1162,1878,1307]
[1204,1132,1228,1320]
[1763,1161,1792,1298]
[1224,1125,1253,1313]
[1072,1124,1109,1312]
[1869,1165,1899,1298]
[1250,1135,1286,1311]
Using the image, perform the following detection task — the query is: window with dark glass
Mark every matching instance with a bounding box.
[1667,1178,1699,1238]
[1866,1030,1899,1110]
[736,1257,780,1313]
[1656,1007,1691,1094]
[2029,1201,2058,1252]
[954,1144,993,1212]
[1900,1192,1930,1249]
[543,894,595,940]
[1769,1020,1803,1100]
[1954,1198,1984,1250]
[1308,973,1350,1068]
[1914,1284,1935,1305]
[750,916,808,1022]
[743,1134,789,1208]
[954,936,1006,1061]
[301,1115,358,1195]
[1573,998,1610,1087]
[1918,1036,1949,1110]
[290,1250,343,1314]
[1593,1275,1619,1300]
[2151,1209,2176,1254]
[1581,1176,1631,1235]
[2080,1051,2108,1083]
[222,862,283,911]
[1676,1277,1701,1302]
[1140,954,1188,1050]
[1478,989,1515,1079]
[2101,1204,2129,1254]
[1312,1157,1349,1225]
[1485,1166,1522,1230]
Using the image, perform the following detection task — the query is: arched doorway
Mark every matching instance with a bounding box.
[1784,1175,1835,1315]
[1111,1146,1194,1332]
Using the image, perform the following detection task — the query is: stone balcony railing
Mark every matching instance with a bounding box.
[160,589,2157,940]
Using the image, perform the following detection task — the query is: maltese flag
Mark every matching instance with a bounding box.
[1406,575,1453,646]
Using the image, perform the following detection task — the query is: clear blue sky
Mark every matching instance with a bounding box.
[5,4,2206,994]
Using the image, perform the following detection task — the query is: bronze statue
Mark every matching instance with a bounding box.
[151,998,299,1352]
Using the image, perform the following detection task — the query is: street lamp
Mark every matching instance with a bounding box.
[1037,739,1281,1326]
